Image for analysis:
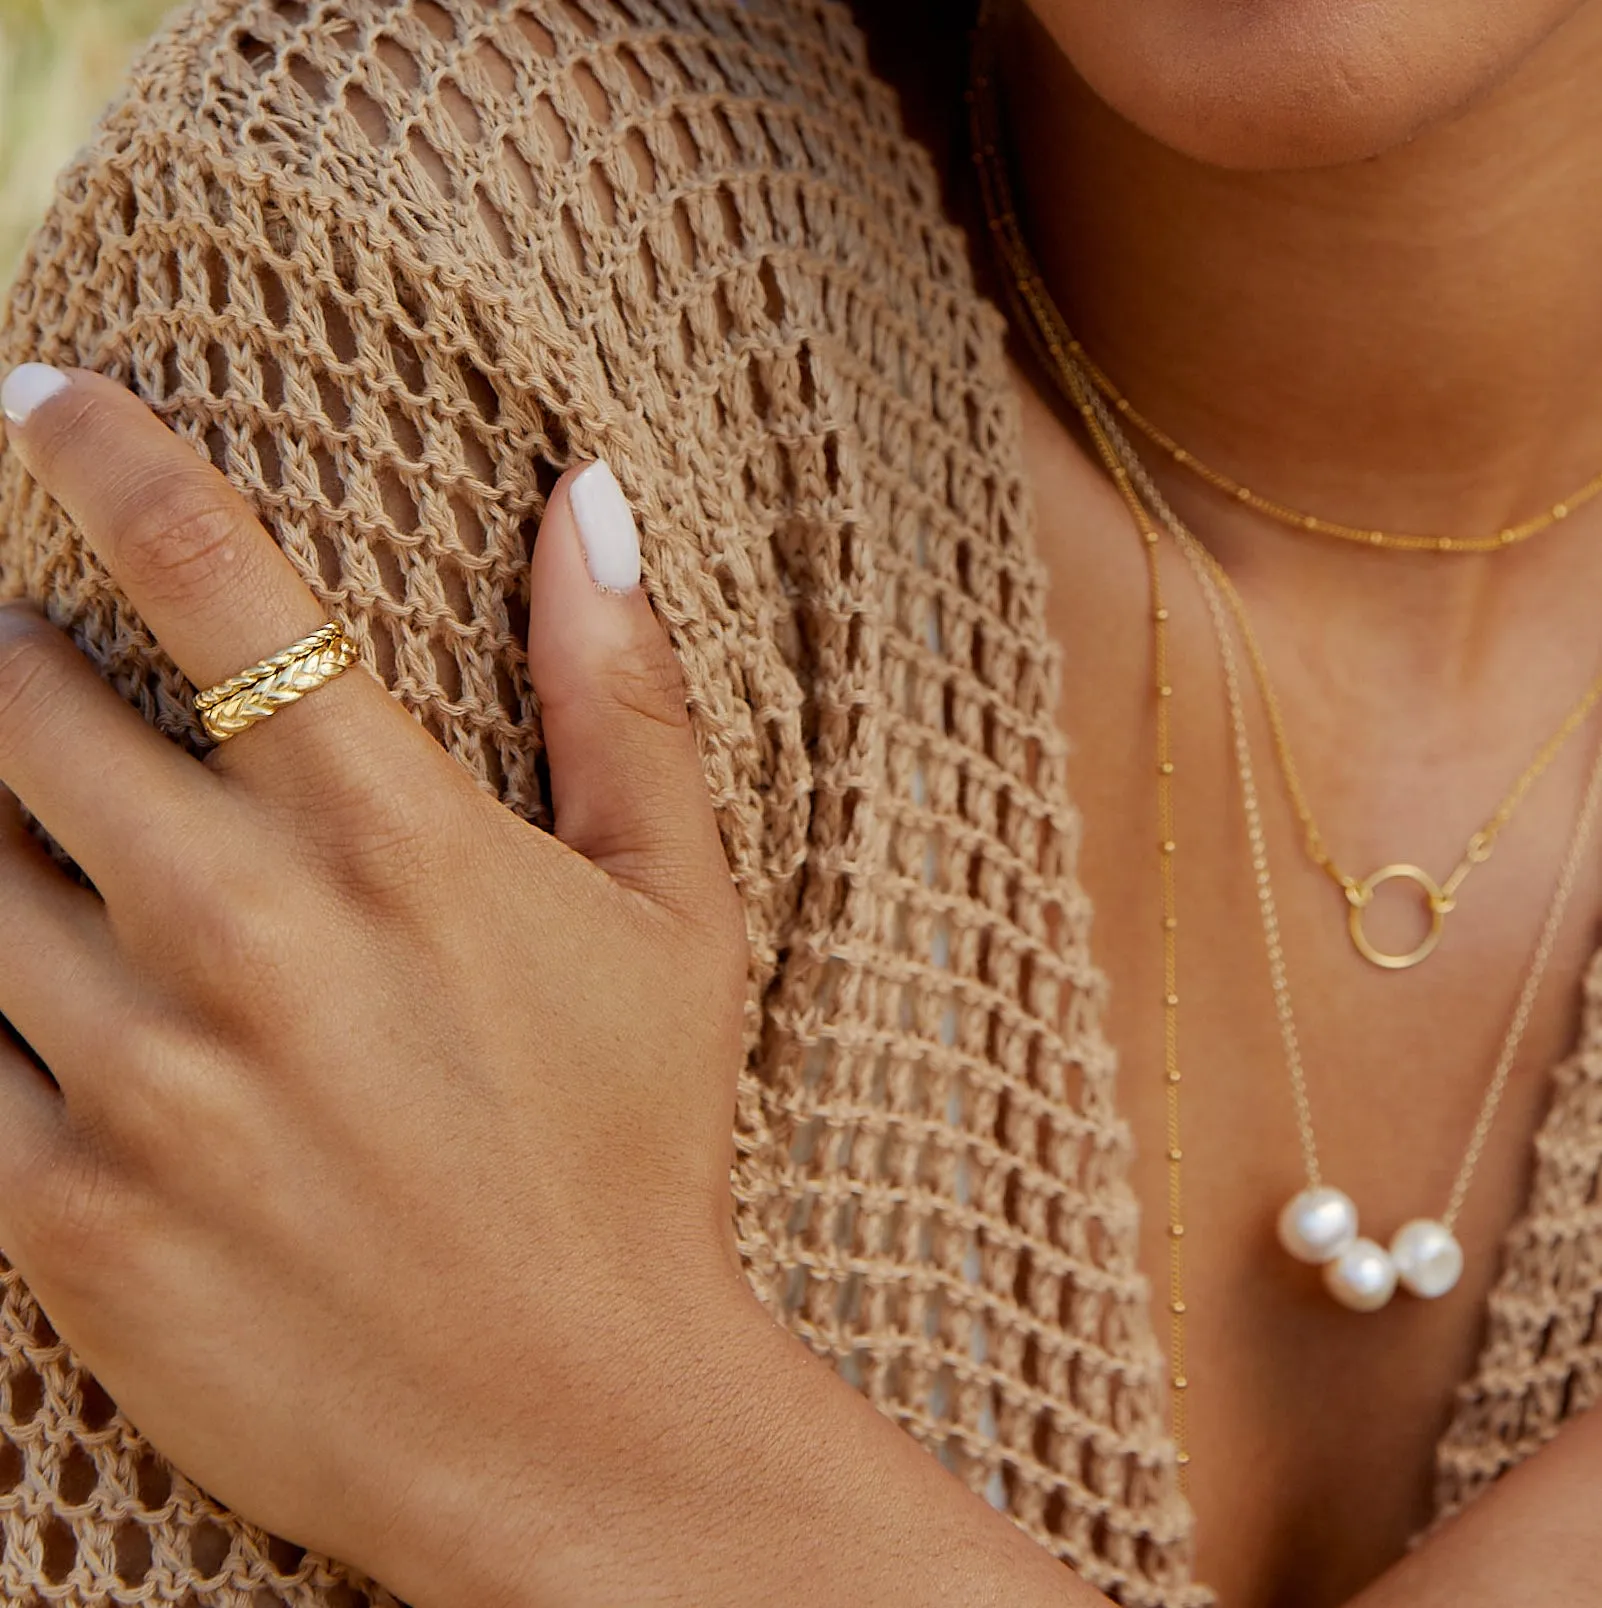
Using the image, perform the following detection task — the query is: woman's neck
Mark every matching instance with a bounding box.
[1007,2,1602,540]
[1000,1,1602,694]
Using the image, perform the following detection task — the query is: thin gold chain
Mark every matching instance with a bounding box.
[1091,381,1602,1238]
[1073,344,1602,556]
[965,15,1602,971]
[969,21,1191,1481]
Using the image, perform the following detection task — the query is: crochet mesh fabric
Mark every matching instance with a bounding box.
[0,1,1600,1603]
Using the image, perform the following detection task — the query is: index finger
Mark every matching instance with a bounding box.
[0,365,390,764]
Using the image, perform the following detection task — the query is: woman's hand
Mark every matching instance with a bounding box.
[0,364,756,1597]
[0,364,1124,1608]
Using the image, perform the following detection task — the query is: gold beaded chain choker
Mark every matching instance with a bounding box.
[960,26,1602,560]
[1071,340,1602,555]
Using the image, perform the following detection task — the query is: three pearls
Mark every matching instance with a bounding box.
[1276,1187,1465,1312]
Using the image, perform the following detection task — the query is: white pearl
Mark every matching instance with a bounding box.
[1390,1219,1464,1299]
[1276,1186,1359,1265]
[1323,1238,1398,1311]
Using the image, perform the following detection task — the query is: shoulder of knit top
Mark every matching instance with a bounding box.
[10,0,1008,471]
[62,0,975,334]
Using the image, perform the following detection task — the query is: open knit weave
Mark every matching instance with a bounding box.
[1,1,1600,1603]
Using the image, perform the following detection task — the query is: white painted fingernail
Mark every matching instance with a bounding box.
[2,363,69,426]
[568,460,642,593]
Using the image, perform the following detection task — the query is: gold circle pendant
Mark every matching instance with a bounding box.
[1346,864,1447,970]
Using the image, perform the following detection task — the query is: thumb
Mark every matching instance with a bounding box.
[526,460,729,915]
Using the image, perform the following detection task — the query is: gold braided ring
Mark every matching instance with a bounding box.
[194,622,359,743]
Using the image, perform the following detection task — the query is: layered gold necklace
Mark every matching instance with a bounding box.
[968,1,1602,1473]
[1092,380,1602,1318]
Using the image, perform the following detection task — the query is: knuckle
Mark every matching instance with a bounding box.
[236,717,483,910]
[98,1020,234,1172]
[154,848,307,1009]
[0,623,72,748]
[189,877,302,992]
[280,759,453,908]
[346,807,445,902]
[129,802,247,923]
[594,645,691,733]
[112,469,254,606]
[13,1132,132,1280]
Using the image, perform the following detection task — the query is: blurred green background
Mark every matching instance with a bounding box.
[0,0,175,282]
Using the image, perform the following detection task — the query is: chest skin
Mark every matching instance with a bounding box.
[1015,374,1602,1607]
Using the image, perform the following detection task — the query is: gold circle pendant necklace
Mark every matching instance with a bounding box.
[1174,562,1602,970]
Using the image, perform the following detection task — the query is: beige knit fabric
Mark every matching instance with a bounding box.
[0,2,1599,1603]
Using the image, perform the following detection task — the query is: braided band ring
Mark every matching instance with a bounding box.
[194,622,360,743]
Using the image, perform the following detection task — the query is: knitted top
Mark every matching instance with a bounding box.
[1,2,1598,1603]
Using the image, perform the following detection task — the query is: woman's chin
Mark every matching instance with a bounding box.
[1029,0,1589,171]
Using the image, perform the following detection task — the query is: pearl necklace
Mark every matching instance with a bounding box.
[1088,380,1602,1310]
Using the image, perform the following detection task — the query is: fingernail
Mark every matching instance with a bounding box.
[2,363,69,426]
[568,460,642,593]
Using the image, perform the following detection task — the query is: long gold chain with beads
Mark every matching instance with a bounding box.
[965,8,1602,974]
[969,18,1192,1482]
